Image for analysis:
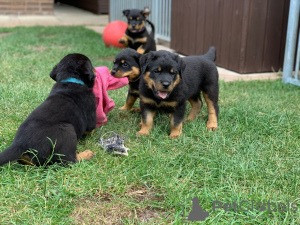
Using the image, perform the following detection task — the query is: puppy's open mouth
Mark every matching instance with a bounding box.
[156,90,169,99]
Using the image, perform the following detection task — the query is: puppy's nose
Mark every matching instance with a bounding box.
[161,81,170,89]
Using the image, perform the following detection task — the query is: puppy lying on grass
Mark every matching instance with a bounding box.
[0,54,96,166]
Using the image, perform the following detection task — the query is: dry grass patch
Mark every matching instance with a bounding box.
[52,44,70,50]
[28,45,48,52]
[0,32,12,38]
[126,186,164,202]
[71,186,168,224]
[97,56,116,63]
[71,197,132,225]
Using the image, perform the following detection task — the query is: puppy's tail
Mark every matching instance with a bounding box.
[146,19,155,39]
[203,46,216,62]
[0,145,23,166]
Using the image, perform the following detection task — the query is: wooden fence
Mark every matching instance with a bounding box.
[171,0,290,73]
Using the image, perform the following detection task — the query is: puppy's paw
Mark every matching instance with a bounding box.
[206,122,218,131]
[169,131,181,139]
[186,115,196,122]
[119,105,131,111]
[77,150,95,161]
[83,150,95,160]
[137,129,150,136]
[119,38,128,46]
[130,107,141,112]
[137,47,145,54]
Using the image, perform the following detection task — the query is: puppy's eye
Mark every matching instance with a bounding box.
[153,69,160,73]
[129,17,133,20]
[170,69,176,75]
[137,17,140,21]
[122,62,129,68]
[113,60,116,64]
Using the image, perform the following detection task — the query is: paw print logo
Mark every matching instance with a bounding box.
[187,197,210,221]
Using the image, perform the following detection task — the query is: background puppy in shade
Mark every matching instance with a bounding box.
[111,48,141,111]
[119,7,156,54]
[138,47,219,138]
[0,53,96,166]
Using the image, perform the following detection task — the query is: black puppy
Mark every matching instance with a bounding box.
[138,48,219,138]
[119,7,156,54]
[111,48,141,111]
[0,54,96,166]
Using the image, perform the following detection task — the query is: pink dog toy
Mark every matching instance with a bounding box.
[93,66,128,127]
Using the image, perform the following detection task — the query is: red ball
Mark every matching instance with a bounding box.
[102,20,128,48]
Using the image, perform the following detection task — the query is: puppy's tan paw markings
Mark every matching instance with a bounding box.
[206,122,218,131]
[137,129,150,136]
[119,105,131,111]
[76,150,95,161]
[131,107,141,112]
[137,47,145,54]
[169,130,182,139]
[119,37,128,46]
[187,114,197,121]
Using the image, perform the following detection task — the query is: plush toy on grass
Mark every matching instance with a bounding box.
[102,20,127,48]
[99,132,129,156]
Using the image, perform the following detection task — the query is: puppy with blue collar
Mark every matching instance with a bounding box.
[0,53,96,166]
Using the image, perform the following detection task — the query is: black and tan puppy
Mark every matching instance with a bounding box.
[119,8,156,54]
[0,54,96,166]
[138,48,219,138]
[111,48,142,111]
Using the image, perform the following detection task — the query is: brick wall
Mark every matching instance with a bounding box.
[0,0,54,15]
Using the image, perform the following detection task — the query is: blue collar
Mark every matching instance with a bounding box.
[60,77,85,86]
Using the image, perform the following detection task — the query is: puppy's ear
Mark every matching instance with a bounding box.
[173,55,186,76]
[87,69,95,84]
[178,58,186,76]
[86,71,95,88]
[82,62,95,88]
[142,7,150,17]
[133,51,141,65]
[123,9,130,17]
[50,65,58,81]
[140,52,151,75]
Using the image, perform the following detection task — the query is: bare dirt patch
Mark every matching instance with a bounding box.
[71,186,168,224]
[136,207,165,223]
[0,32,12,38]
[71,197,133,225]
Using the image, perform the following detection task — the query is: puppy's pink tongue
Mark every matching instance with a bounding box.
[157,91,168,99]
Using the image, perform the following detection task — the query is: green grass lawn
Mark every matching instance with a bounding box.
[0,26,299,224]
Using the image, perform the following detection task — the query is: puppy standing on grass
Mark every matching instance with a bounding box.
[111,48,142,111]
[0,54,96,166]
[119,7,156,54]
[138,48,219,138]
